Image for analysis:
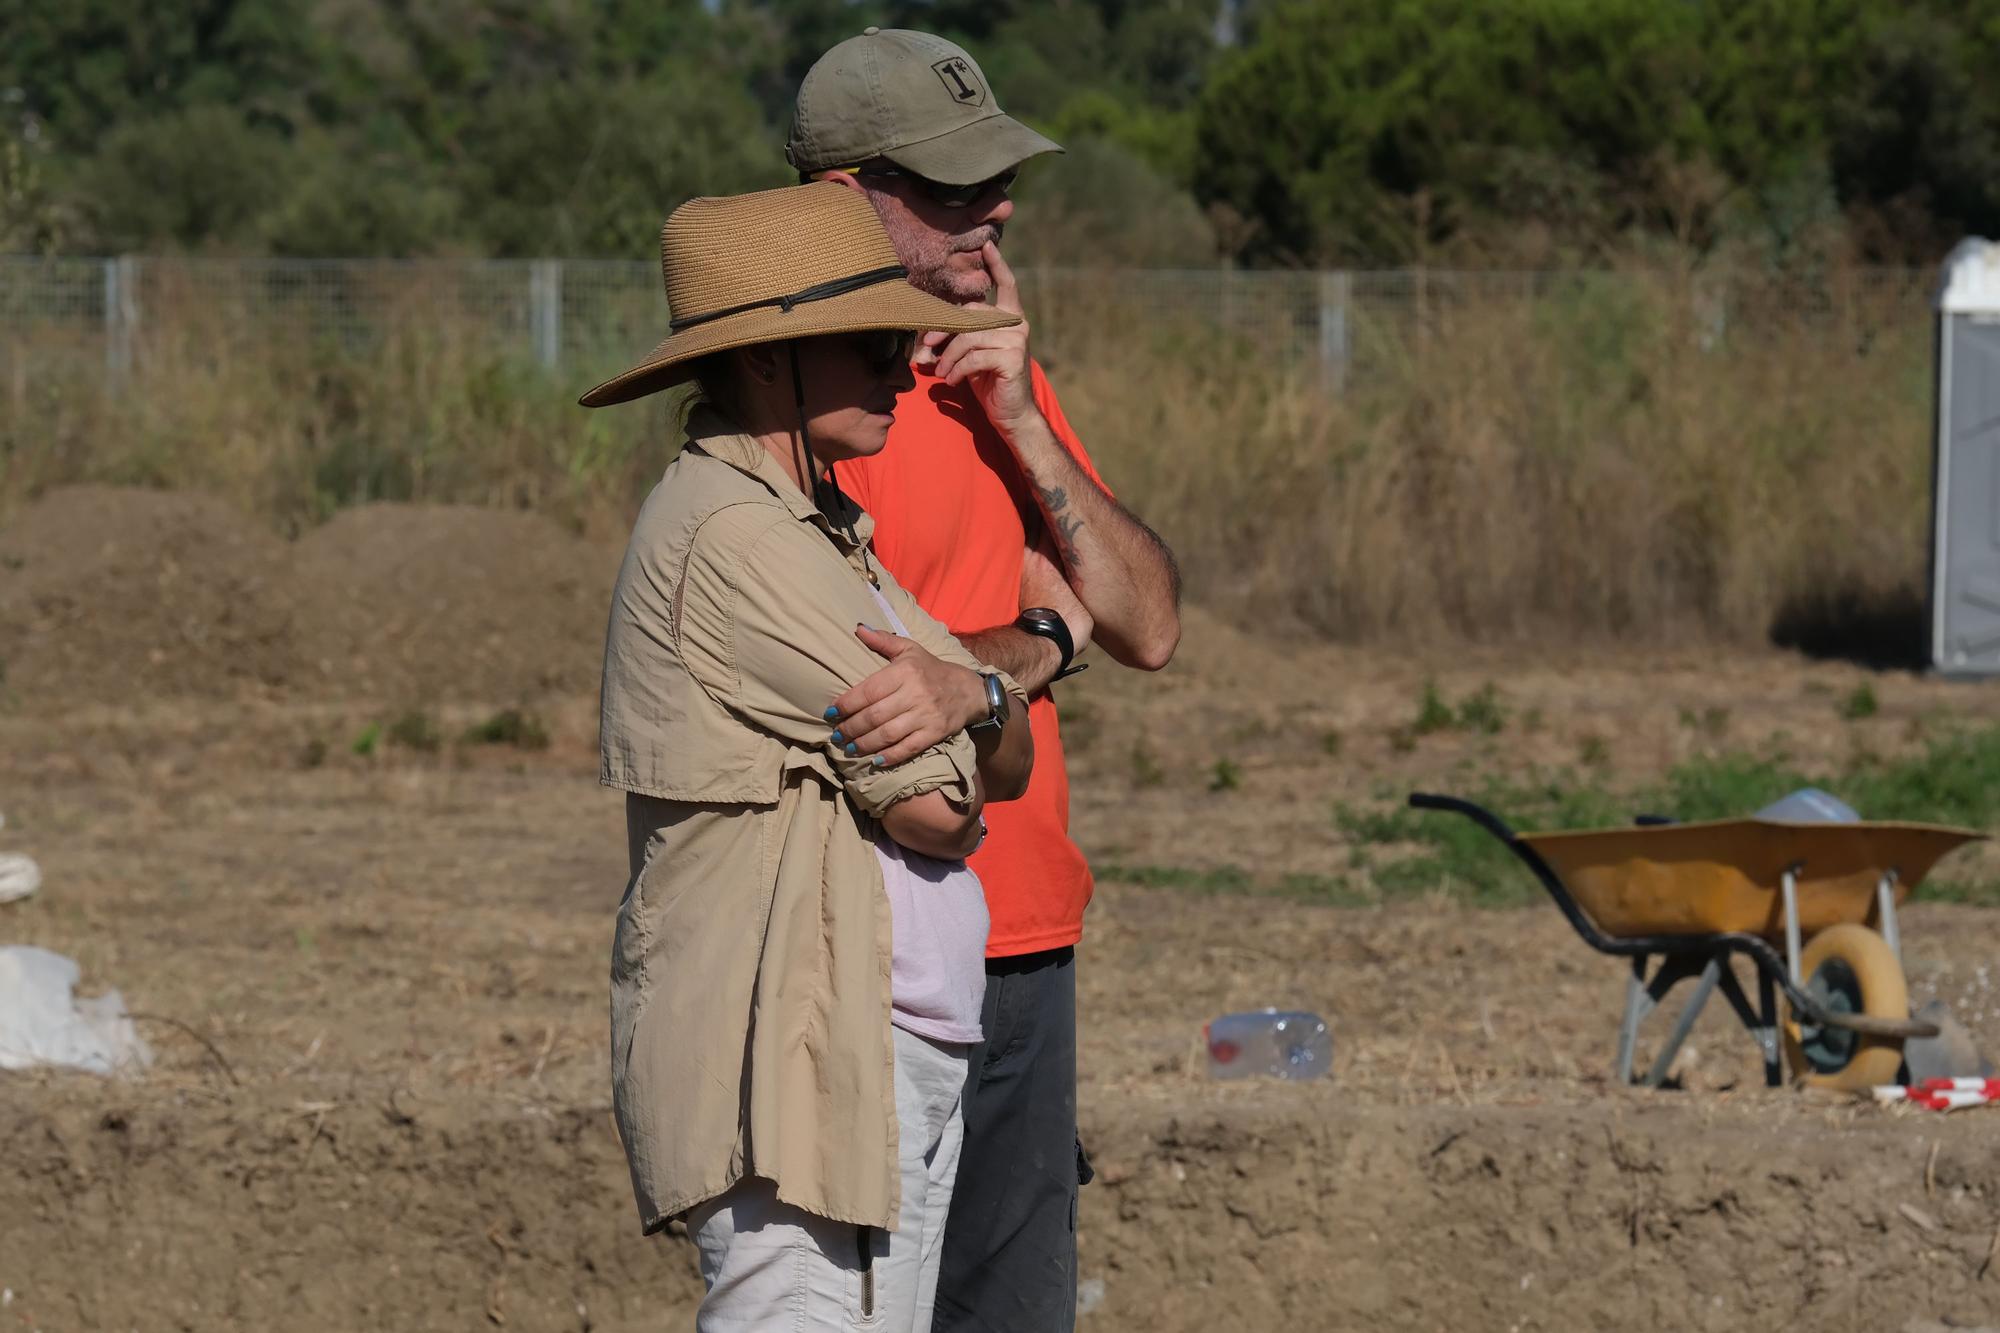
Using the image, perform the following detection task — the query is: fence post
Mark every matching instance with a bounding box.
[105,255,140,385]
[1317,270,1351,395]
[530,260,562,368]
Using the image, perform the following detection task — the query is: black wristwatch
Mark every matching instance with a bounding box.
[967,671,1010,734]
[1016,608,1087,681]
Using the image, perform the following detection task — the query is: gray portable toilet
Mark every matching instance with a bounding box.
[1930,239,2000,674]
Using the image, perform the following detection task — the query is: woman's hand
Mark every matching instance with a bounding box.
[829,628,989,767]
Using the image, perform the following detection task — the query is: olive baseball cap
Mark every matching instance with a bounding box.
[787,28,1064,186]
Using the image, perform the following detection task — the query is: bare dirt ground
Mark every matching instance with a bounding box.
[4,487,2000,1332]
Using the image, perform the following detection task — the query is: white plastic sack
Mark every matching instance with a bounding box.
[0,853,40,904]
[0,947,152,1075]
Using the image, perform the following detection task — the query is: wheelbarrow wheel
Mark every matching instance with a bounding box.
[1782,924,1909,1091]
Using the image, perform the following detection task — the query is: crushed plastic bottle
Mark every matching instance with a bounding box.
[1204,1009,1332,1080]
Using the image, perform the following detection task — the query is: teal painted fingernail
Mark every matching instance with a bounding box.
[823,705,839,720]
[873,755,886,768]
[831,730,845,745]
[845,742,858,756]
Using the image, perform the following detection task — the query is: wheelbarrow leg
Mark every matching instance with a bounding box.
[1642,957,1723,1088]
[1781,863,1804,986]
[1616,954,1714,1086]
[1873,869,1901,964]
[1758,968,1782,1087]
[1616,955,1651,1085]
[1715,961,1783,1088]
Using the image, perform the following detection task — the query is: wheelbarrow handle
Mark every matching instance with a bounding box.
[1407,792,1520,840]
[1406,792,1631,953]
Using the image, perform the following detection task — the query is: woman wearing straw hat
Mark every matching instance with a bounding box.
[582,181,1034,1331]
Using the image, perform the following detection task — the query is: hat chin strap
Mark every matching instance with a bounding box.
[788,343,865,555]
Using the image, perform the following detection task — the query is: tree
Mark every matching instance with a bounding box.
[1192,0,1720,264]
[1826,4,2000,257]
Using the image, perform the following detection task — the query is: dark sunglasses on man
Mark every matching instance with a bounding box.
[834,163,1019,209]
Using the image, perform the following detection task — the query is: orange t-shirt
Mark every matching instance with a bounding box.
[835,359,1101,958]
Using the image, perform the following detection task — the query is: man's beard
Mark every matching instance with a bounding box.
[907,224,1004,303]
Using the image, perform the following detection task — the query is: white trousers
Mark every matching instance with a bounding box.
[686,1026,969,1333]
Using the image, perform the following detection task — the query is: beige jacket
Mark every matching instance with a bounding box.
[601,407,1025,1234]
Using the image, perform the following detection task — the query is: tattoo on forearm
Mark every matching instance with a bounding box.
[1035,482,1085,569]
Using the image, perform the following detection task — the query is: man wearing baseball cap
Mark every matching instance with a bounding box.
[791,28,1184,1333]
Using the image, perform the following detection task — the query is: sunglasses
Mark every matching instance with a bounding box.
[849,329,917,374]
[842,164,1019,209]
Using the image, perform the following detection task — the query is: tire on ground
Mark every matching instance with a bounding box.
[1781,923,1908,1091]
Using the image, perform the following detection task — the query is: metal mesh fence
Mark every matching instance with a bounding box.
[0,255,1938,392]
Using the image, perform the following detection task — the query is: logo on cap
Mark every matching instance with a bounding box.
[932,56,987,108]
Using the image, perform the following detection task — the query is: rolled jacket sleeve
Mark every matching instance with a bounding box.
[678,502,980,819]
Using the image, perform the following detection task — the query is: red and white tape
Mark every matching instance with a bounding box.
[1872,1078,2000,1111]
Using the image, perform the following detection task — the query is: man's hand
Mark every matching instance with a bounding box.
[919,240,1183,674]
[829,626,989,767]
[922,242,1037,432]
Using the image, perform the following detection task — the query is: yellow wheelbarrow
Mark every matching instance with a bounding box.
[1408,793,1987,1090]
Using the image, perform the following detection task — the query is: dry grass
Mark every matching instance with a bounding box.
[2,259,1935,649]
[1048,263,1933,647]
[1,264,668,537]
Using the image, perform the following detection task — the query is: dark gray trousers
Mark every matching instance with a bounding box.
[932,946,1087,1333]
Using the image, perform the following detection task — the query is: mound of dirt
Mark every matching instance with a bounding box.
[0,486,297,703]
[288,503,618,705]
[1,488,622,710]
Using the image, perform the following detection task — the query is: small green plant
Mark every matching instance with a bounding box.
[463,708,550,750]
[1129,742,1166,788]
[1226,715,1273,744]
[1455,683,1506,736]
[1578,735,1609,766]
[1676,706,1730,740]
[1319,729,1344,758]
[1409,680,1506,739]
[1208,758,1243,792]
[1412,681,1454,736]
[1840,682,1879,721]
[351,722,382,757]
[387,710,442,753]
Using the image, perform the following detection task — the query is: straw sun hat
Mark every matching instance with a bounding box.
[579,182,1019,408]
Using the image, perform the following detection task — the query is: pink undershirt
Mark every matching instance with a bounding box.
[866,586,989,1045]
